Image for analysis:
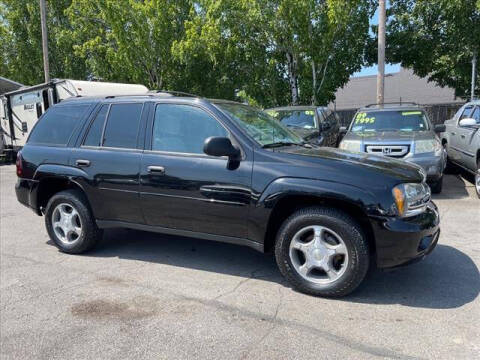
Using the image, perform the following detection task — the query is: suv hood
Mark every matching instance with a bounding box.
[278,146,425,183]
[344,130,434,144]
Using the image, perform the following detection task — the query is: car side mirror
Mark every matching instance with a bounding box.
[339,126,347,134]
[459,118,478,127]
[434,124,446,133]
[203,137,240,159]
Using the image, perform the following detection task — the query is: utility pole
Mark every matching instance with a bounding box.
[472,52,477,101]
[376,0,386,106]
[39,0,50,83]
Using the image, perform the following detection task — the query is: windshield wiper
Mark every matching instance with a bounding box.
[262,141,302,149]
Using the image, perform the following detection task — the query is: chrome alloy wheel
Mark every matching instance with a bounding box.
[289,225,349,284]
[51,203,82,244]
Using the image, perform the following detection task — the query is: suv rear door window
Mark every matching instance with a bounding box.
[83,105,109,147]
[28,104,89,146]
[152,104,227,154]
[103,103,143,149]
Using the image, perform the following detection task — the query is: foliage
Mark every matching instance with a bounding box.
[1,0,87,85]
[386,0,480,98]
[0,0,372,106]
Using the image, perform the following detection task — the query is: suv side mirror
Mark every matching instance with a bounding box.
[339,126,347,134]
[204,137,240,159]
[434,124,446,133]
[459,118,478,127]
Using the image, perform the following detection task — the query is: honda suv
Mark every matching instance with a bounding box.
[339,103,447,193]
[15,93,440,297]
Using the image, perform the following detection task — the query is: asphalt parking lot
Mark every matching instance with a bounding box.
[1,164,479,360]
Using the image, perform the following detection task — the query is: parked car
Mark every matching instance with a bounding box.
[265,106,340,147]
[339,103,446,193]
[440,100,480,198]
[15,93,440,297]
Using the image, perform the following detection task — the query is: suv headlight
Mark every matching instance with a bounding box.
[414,139,442,154]
[339,140,362,152]
[392,183,431,217]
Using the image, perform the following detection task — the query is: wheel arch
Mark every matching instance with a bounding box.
[32,164,92,216]
[263,194,376,256]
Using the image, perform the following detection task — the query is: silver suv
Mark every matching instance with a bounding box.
[441,100,480,198]
[339,103,446,193]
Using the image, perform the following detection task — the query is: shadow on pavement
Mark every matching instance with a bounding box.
[431,174,473,200]
[64,228,479,310]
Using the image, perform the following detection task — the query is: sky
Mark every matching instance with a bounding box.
[355,0,401,77]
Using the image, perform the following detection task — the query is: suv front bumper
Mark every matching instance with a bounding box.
[370,201,440,268]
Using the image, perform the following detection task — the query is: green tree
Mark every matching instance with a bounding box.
[175,0,372,107]
[66,0,193,89]
[387,0,480,98]
[1,0,87,85]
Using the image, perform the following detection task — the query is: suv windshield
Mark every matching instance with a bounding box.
[266,109,316,129]
[351,110,429,132]
[216,103,304,147]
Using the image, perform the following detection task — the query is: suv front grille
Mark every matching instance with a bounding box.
[365,145,410,158]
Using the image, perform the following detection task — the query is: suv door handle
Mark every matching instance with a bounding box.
[451,132,456,135]
[147,166,165,175]
[460,134,466,139]
[76,159,90,167]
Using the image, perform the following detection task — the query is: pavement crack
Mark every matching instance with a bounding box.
[240,285,284,359]
[213,267,263,301]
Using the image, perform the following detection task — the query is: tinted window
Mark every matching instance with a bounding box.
[83,105,108,147]
[153,104,227,154]
[28,104,89,145]
[267,109,316,129]
[351,110,429,132]
[471,107,480,124]
[103,103,143,149]
[459,106,473,121]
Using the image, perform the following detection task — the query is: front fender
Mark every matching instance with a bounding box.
[248,177,383,244]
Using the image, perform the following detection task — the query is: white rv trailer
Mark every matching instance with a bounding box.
[0,79,148,160]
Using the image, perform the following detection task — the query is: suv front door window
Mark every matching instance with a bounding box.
[140,103,252,238]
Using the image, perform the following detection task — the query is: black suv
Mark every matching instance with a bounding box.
[15,93,440,297]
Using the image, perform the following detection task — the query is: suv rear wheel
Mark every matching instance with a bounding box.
[275,207,369,297]
[45,190,102,254]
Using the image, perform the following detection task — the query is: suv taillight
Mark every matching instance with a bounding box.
[15,152,23,177]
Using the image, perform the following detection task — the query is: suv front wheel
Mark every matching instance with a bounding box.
[45,190,102,254]
[275,207,369,297]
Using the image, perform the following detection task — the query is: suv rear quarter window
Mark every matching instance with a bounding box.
[28,104,90,146]
[102,103,143,149]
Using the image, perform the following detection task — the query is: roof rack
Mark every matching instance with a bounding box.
[150,90,199,98]
[365,102,419,108]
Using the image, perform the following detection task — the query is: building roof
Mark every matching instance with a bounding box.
[331,68,464,111]
[0,76,23,95]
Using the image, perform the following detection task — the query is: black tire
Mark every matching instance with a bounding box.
[275,206,369,297]
[45,189,102,254]
[430,175,443,194]
[475,161,480,199]
[443,143,459,174]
